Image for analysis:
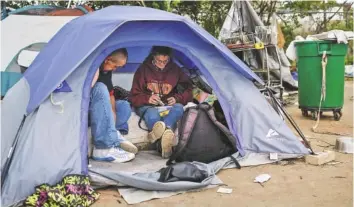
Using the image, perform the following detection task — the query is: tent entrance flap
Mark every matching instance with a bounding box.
[81,43,241,169]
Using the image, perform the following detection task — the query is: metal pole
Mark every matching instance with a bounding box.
[67,0,72,8]
[265,47,270,87]
[275,46,283,101]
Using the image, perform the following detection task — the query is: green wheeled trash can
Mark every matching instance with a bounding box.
[295,40,348,121]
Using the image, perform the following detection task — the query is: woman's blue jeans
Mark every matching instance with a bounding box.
[136,104,184,131]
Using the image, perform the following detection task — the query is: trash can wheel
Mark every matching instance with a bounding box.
[333,110,342,121]
[301,109,309,117]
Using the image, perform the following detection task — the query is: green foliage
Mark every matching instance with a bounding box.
[251,1,278,25]
[3,0,352,48]
[276,1,353,49]
[3,0,230,38]
[3,1,34,9]
[281,24,297,49]
[345,40,353,65]
[345,54,353,65]
[87,1,140,10]
[280,0,353,33]
[85,1,181,12]
[174,1,203,23]
[87,0,230,38]
[197,1,231,37]
[326,5,353,32]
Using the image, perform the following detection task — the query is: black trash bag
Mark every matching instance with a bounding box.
[158,162,209,183]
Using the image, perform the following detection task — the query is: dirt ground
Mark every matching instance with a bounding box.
[94,81,353,207]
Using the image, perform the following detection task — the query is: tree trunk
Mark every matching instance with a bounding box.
[323,1,327,32]
[266,2,277,25]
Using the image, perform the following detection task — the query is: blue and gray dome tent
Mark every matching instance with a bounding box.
[1,6,310,206]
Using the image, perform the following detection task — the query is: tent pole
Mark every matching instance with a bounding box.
[266,87,314,154]
[1,115,27,190]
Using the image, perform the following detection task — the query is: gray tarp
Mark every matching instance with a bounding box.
[219,0,298,89]
[88,151,303,204]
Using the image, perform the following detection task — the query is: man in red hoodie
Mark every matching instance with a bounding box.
[130,46,193,158]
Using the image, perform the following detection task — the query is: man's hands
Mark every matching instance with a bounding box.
[167,97,176,106]
[149,95,177,106]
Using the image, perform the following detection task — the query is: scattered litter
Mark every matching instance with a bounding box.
[269,153,278,160]
[88,164,92,168]
[291,71,298,81]
[332,176,346,179]
[288,91,299,95]
[326,161,342,165]
[217,187,233,194]
[117,200,122,204]
[254,174,271,184]
[345,65,353,77]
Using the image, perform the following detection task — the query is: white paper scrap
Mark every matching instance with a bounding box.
[217,187,233,194]
[254,174,271,183]
[269,153,278,160]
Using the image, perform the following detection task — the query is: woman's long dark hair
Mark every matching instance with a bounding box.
[143,46,173,63]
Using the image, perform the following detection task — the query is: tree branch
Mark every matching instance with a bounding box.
[277,14,289,27]
[326,1,348,22]
[266,1,277,25]
[317,0,348,32]
[258,1,267,18]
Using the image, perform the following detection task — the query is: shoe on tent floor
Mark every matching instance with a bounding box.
[1,6,310,206]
